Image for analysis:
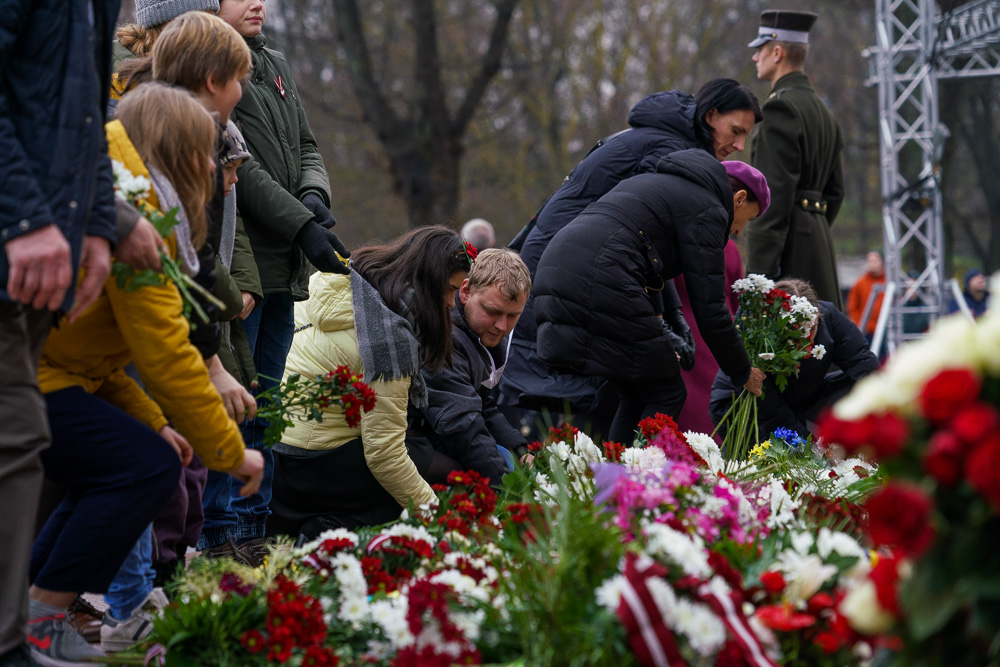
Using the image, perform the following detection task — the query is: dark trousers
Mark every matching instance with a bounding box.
[30,387,180,594]
[607,376,687,444]
[267,440,404,540]
[153,455,207,564]
[0,304,53,655]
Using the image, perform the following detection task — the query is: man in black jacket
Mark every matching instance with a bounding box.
[418,249,532,485]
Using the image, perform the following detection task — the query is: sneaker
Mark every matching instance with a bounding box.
[65,596,102,645]
[27,613,105,667]
[236,537,276,568]
[99,589,165,653]
[201,539,250,565]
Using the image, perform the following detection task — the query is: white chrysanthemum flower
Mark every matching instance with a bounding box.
[749,274,776,292]
[812,344,826,360]
[621,446,667,471]
[766,478,798,529]
[645,523,712,579]
[758,352,775,360]
[451,609,485,642]
[677,601,726,657]
[338,595,370,626]
[594,575,627,611]
[684,431,725,473]
[732,278,755,294]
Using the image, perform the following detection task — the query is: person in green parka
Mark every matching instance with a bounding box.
[745,9,846,310]
[201,0,351,562]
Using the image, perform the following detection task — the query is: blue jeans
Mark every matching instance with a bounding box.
[199,293,293,548]
[104,525,154,620]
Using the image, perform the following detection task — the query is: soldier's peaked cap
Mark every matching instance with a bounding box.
[748,9,818,48]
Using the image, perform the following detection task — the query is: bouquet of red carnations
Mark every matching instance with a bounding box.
[257,365,377,446]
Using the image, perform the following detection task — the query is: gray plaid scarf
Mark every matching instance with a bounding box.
[350,269,427,408]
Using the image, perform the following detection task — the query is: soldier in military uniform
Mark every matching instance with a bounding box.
[746,9,845,310]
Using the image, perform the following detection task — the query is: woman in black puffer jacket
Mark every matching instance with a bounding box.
[533,149,769,443]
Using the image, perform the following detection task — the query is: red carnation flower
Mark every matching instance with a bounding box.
[864,483,935,558]
[464,241,478,262]
[755,603,816,631]
[918,367,981,425]
[950,402,1000,448]
[923,430,963,486]
[964,434,1000,513]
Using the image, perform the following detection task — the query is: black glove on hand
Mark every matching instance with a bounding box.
[301,192,337,229]
[662,308,696,371]
[295,219,350,275]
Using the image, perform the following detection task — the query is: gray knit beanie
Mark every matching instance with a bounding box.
[134,0,220,27]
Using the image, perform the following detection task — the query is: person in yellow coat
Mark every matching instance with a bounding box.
[26,83,264,664]
[267,226,474,542]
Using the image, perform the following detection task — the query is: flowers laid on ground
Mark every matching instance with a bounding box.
[717,274,824,460]
[256,365,377,446]
[115,410,893,667]
[110,159,225,327]
[815,292,1000,665]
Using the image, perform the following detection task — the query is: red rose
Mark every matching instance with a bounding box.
[964,434,1000,513]
[865,483,935,558]
[808,592,836,614]
[817,412,872,453]
[918,368,981,425]
[923,430,964,486]
[760,570,786,595]
[813,631,842,654]
[950,402,1000,448]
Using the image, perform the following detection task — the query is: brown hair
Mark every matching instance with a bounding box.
[467,248,531,300]
[775,278,820,310]
[116,82,217,249]
[151,12,251,92]
[351,226,472,372]
[116,24,165,58]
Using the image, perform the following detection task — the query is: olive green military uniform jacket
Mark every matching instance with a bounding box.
[232,33,332,300]
[747,71,845,310]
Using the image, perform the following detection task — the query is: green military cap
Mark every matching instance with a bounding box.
[748,9,818,48]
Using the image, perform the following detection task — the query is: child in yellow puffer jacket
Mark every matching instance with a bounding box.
[26,83,263,662]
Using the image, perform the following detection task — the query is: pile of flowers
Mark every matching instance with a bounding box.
[122,412,896,666]
[815,290,1000,664]
[257,365,377,446]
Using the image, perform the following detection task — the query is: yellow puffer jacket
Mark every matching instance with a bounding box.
[37,120,245,473]
[281,272,436,509]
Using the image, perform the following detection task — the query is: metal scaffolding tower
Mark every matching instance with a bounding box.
[866,0,1000,352]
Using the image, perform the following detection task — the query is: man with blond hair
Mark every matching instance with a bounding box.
[415,249,532,484]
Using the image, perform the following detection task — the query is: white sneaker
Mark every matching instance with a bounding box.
[99,589,165,653]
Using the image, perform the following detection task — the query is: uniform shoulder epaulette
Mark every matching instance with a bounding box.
[767,88,787,102]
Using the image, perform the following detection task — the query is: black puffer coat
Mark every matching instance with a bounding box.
[709,302,878,438]
[534,149,751,386]
[499,91,702,410]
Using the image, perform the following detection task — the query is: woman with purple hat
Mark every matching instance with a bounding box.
[533,149,770,443]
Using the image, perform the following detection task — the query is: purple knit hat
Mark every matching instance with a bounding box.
[722,160,770,216]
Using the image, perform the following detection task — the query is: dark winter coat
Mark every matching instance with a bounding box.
[413,303,528,484]
[233,34,332,299]
[1,0,120,310]
[499,90,703,410]
[746,71,845,309]
[534,148,751,386]
[709,302,878,438]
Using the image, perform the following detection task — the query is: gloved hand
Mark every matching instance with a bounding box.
[295,219,350,275]
[662,308,695,371]
[301,192,337,229]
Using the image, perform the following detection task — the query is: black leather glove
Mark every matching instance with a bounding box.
[662,308,695,371]
[295,219,350,275]
[301,192,337,229]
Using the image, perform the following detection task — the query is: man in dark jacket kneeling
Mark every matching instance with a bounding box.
[416,249,532,485]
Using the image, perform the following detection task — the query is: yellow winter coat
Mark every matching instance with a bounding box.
[37,120,245,473]
[281,272,436,509]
